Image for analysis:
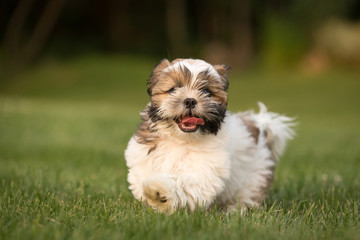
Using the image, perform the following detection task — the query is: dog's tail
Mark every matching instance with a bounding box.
[253,102,296,160]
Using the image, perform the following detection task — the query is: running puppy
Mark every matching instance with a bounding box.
[125,58,295,213]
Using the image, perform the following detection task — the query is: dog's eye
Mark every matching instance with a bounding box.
[167,88,176,94]
[201,88,211,96]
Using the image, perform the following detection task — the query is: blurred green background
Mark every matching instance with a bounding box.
[0,1,360,239]
[1,0,360,72]
[1,0,360,108]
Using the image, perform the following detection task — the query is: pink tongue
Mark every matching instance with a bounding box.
[182,117,205,126]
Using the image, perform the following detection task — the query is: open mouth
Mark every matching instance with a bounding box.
[176,115,205,132]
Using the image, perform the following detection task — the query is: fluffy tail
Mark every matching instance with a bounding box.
[253,102,296,160]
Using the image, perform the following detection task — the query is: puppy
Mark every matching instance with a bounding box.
[125,58,295,213]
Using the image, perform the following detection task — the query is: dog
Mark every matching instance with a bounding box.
[125,58,295,214]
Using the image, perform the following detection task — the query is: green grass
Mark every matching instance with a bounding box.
[1,55,360,239]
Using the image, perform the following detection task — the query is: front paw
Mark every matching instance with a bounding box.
[142,175,178,214]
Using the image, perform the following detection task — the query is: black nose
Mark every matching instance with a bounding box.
[184,98,197,109]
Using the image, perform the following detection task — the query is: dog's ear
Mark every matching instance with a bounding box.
[152,59,171,75]
[213,64,230,91]
[147,59,171,96]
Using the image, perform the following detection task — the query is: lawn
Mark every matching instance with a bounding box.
[0,55,359,239]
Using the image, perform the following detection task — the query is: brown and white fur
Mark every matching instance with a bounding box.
[125,58,295,213]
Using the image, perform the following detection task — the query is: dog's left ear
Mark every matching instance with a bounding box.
[213,64,230,91]
[147,59,171,96]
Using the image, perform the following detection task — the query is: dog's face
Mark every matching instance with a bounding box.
[147,58,230,135]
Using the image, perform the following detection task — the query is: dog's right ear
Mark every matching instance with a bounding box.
[147,59,171,96]
[213,64,231,91]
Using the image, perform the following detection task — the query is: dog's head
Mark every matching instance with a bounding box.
[146,58,230,135]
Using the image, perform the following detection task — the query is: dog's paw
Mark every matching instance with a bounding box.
[142,175,178,214]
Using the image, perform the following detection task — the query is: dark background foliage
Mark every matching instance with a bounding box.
[1,0,360,73]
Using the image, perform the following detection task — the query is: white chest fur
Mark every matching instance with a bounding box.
[125,126,232,201]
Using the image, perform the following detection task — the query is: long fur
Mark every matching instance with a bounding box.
[125,59,295,213]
